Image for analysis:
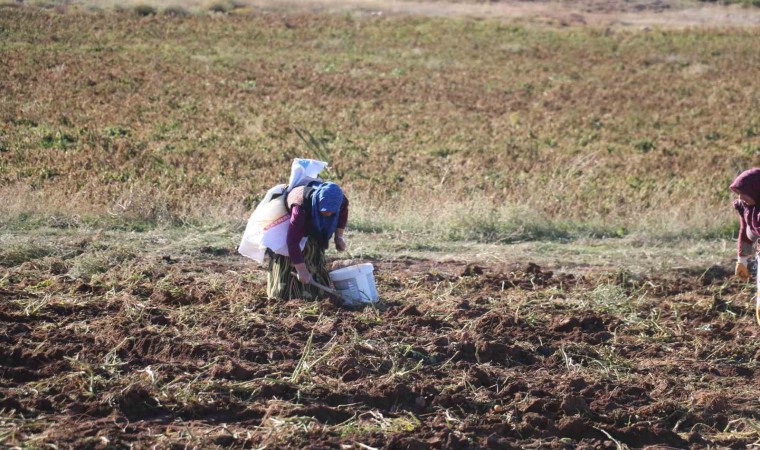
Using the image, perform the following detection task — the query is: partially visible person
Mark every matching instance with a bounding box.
[267,181,348,300]
[729,168,760,325]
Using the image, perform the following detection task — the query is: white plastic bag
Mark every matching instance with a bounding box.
[287,158,328,192]
[238,184,290,263]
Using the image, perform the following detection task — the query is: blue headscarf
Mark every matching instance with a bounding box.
[310,182,344,246]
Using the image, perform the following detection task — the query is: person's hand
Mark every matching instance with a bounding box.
[295,264,312,285]
[335,236,347,252]
[735,261,750,282]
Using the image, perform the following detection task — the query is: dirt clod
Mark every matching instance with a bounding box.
[560,395,589,415]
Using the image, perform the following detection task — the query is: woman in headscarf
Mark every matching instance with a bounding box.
[729,168,760,324]
[267,181,349,300]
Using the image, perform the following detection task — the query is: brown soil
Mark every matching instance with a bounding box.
[2,252,760,448]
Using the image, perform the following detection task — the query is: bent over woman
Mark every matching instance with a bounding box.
[267,181,348,300]
[729,168,760,324]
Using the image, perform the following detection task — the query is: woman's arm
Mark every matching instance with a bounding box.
[334,197,349,251]
[735,200,753,257]
[287,205,307,266]
[734,200,753,282]
[337,196,349,230]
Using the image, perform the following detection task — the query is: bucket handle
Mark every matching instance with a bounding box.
[291,271,341,297]
[311,279,340,297]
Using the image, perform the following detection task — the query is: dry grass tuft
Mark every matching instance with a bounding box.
[132,3,157,15]
[162,5,191,16]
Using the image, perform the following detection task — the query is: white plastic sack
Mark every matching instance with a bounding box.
[239,185,312,264]
[238,185,291,263]
[287,158,328,192]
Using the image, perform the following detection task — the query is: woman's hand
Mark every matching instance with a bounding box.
[294,263,312,285]
[334,228,346,252]
[735,261,750,282]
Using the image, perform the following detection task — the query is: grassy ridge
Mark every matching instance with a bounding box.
[1,8,758,240]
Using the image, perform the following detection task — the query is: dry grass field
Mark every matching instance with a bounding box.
[1,2,758,239]
[1,1,760,449]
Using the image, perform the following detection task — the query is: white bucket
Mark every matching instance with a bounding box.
[329,263,379,306]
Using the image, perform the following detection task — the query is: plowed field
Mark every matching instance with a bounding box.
[2,242,759,448]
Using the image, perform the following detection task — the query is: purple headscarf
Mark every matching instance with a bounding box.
[731,168,760,202]
[730,168,760,243]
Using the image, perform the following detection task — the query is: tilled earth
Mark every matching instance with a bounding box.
[2,250,760,449]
